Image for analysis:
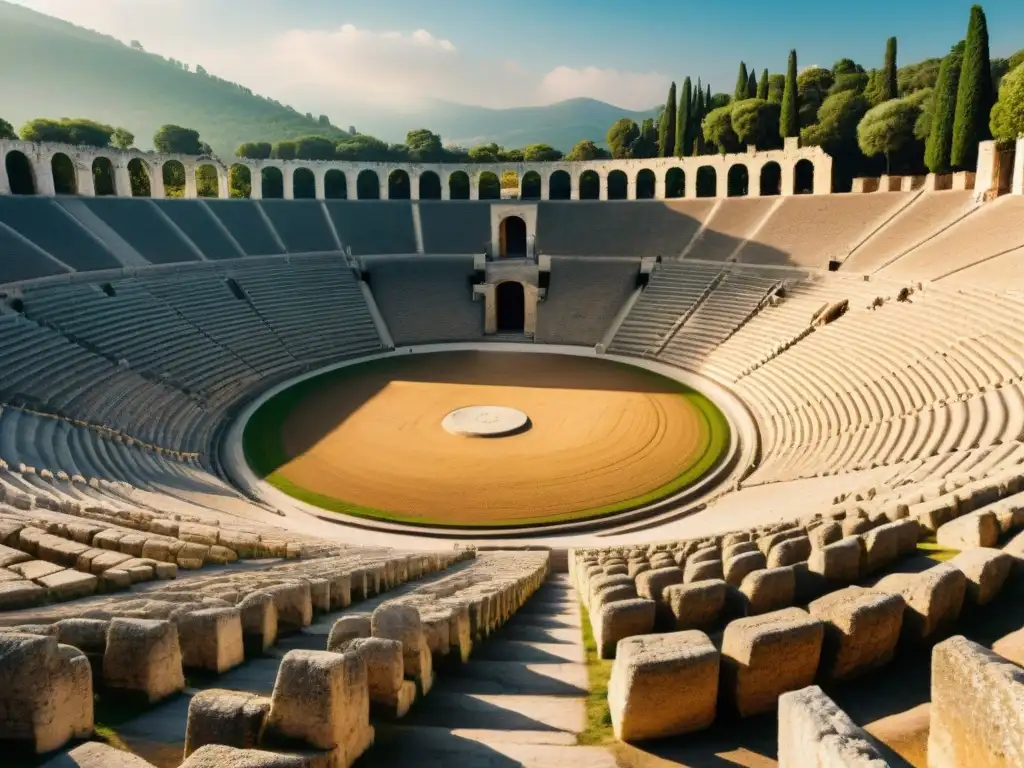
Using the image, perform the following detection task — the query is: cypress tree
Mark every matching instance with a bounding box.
[747,70,758,99]
[781,49,799,139]
[706,83,712,109]
[951,5,993,169]
[883,37,898,101]
[676,77,692,157]
[658,81,677,157]
[695,81,706,154]
[757,69,769,100]
[925,42,965,173]
[734,63,749,101]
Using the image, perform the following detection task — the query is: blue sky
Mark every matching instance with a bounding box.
[11,0,1024,112]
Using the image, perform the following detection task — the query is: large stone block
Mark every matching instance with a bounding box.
[807,537,861,584]
[40,742,157,767]
[346,637,415,718]
[327,615,371,653]
[609,631,718,742]
[937,511,1000,549]
[184,689,270,757]
[684,558,723,583]
[928,635,1024,768]
[371,603,433,696]
[56,618,110,655]
[238,592,279,654]
[859,523,900,575]
[874,563,965,644]
[266,582,313,632]
[662,580,727,631]
[0,579,46,610]
[37,569,98,601]
[777,685,888,768]
[103,618,185,703]
[175,607,245,673]
[724,550,766,586]
[949,548,1012,605]
[808,522,842,550]
[721,608,824,718]
[740,566,796,615]
[767,536,811,569]
[595,598,656,659]
[635,566,683,602]
[808,586,905,682]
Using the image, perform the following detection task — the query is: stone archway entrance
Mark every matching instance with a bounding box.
[499,216,527,258]
[496,281,525,332]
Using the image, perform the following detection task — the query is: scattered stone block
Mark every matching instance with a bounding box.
[635,566,683,603]
[184,688,270,757]
[175,607,245,673]
[809,586,905,682]
[371,603,433,696]
[808,523,843,550]
[808,537,861,584]
[266,582,313,632]
[0,543,31,568]
[949,548,1012,605]
[778,685,889,767]
[740,566,796,615]
[10,559,65,581]
[0,579,46,609]
[328,615,372,653]
[721,607,824,717]
[608,631,719,741]
[937,511,1000,549]
[662,580,726,631]
[56,618,110,655]
[874,564,966,644]
[859,523,901,575]
[347,637,416,718]
[767,536,811,568]
[596,598,656,659]
[37,569,98,601]
[724,550,766,586]
[103,618,185,703]
[684,558,723,583]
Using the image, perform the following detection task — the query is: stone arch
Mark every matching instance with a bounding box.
[418,171,441,200]
[501,171,519,199]
[127,158,151,197]
[262,166,285,199]
[325,169,347,199]
[357,169,380,200]
[760,162,782,196]
[478,171,500,200]
[293,167,316,199]
[92,156,117,196]
[549,170,571,200]
[5,150,35,195]
[795,159,814,194]
[196,164,219,198]
[388,169,410,200]
[665,167,685,199]
[579,170,599,200]
[636,168,656,199]
[499,216,527,258]
[51,152,77,195]
[696,166,717,198]
[607,170,628,200]
[496,280,525,332]
[727,164,749,197]
[229,163,252,199]
[448,171,470,200]
[521,171,542,200]
[163,160,186,198]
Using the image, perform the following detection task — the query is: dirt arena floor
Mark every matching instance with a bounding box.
[245,351,728,526]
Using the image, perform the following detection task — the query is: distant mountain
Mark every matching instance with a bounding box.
[0,2,655,157]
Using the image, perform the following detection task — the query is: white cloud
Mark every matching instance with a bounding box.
[539,66,668,108]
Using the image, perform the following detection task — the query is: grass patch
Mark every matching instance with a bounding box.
[578,602,615,745]
[916,539,960,563]
[243,355,731,528]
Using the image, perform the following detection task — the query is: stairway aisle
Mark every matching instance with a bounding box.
[361,573,616,767]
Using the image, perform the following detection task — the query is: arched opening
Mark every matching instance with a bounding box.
[496,281,525,333]
[521,171,541,200]
[325,169,347,200]
[449,171,469,200]
[127,159,151,198]
[388,169,410,200]
[5,151,35,195]
[357,170,380,200]
[418,171,441,200]
[499,216,527,259]
[607,170,628,200]
[636,169,656,200]
[293,167,316,199]
[696,166,717,198]
[478,171,500,200]
[163,160,186,198]
[51,153,77,195]
[549,170,571,200]
[196,164,219,198]
[795,159,814,194]
[229,164,252,199]
[727,164,749,197]
[579,170,599,200]
[759,162,782,196]
[665,167,685,199]
[501,171,519,199]
[92,157,116,196]
[262,167,284,199]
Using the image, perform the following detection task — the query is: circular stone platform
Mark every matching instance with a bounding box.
[441,405,530,437]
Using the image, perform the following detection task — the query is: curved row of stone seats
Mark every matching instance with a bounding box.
[419,201,491,254]
[365,255,483,345]
[258,200,338,254]
[152,200,248,261]
[602,549,1017,743]
[78,197,205,266]
[684,197,776,261]
[607,261,724,357]
[203,200,285,257]
[534,256,639,346]
[0,196,123,274]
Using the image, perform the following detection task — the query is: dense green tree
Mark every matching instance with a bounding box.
[607,118,640,159]
[694,83,706,153]
[883,37,899,101]
[235,141,272,159]
[831,72,869,95]
[907,87,935,141]
[153,124,202,154]
[110,128,134,149]
[747,70,758,99]
[951,5,993,169]
[1010,49,1024,71]
[898,57,942,94]
[990,63,1024,140]
[757,69,769,100]
[833,59,863,76]
[629,119,659,158]
[523,143,563,161]
[405,129,443,162]
[858,97,921,172]
[500,148,524,162]
[731,99,781,148]
[658,81,677,157]
[335,134,390,162]
[676,77,693,157]
[734,62,749,101]
[767,74,786,104]
[0,118,15,140]
[565,139,610,161]
[702,106,740,153]
[802,90,870,153]
[781,50,799,138]
[925,42,965,173]
[21,117,116,147]
[272,140,297,160]
[798,67,836,127]
[290,135,335,160]
[467,142,502,163]
[709,93,732,110]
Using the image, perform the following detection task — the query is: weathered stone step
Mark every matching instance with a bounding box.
[398,691,586,732]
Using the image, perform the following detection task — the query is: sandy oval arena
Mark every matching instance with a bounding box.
[244,351,730,527]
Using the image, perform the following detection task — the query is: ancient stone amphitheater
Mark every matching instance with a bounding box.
[1,138,1023,768]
